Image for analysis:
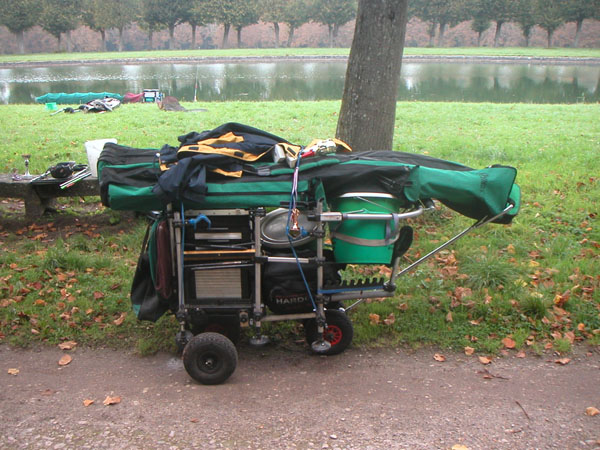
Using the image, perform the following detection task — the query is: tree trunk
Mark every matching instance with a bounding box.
[16,30,25,54]
[547,30,553,48]
[222,23,230,48]
[328,24,334,47]
[477,31,482,47]
[236,26,243,48]
[336,0,409,152]
[100,29,106,52]
[168,24,175,50]
[273,22,280,48]
[118,28,124,52]
[494,21,503,47]
[191,24,197,49]
[574,19,583,48]
[427,22,436,47]
[148,30,154,50]
[286,26,295,47]
[65,30,72,52]
[333,24,340,46]
[438,22,446,47]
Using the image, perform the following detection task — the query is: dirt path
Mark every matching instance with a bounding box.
[1,344,599,449]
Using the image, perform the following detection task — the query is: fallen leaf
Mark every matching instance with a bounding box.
[585,407,599,416]
[478,356,492,365]
[58,341,77,350]
[433,353,446,362]
[502,337,516,349]
[445,311,453,322]
[368,313,380,325]
[464,346,475,356]
[7,368,19,376]
[93,291,104,300]
[383,313,395,325]
[83,399,94,407]
[113,312,127,326]
[564,331,575,344]
[516,351,526,358]
[554,358,571,365]
[58,354,72,366]
[103,395,121,406]
[451,445,470,450]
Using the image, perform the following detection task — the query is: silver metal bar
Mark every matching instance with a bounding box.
[265,256,312,264]
[316,201,326,334]
[59,170,92,189]
[330,289,394,303]
[174,211,185,312]
[253,212,262,322]
[394,204,515,280]
[261,312,317,322]
[184,209,250,216]
[343,298,366,312]
[319,207,423,222]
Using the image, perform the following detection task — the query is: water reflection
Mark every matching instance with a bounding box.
[0,61,598,104]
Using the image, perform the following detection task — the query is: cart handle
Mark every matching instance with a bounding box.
[318,205,425,223]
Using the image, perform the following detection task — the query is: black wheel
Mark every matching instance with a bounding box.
[182,332,238,385]
[305,309,354,356]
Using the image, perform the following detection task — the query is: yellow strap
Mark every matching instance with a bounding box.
[197,132,245,146]
[178,144,271,162]
[213,168,243,178]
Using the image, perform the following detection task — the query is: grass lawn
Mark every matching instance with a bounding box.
[0,47,599,65]
[0,100,598,356]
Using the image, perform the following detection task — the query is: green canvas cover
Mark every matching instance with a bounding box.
[98,128,520,224]
[35,92,124,104]
[404,165,520,223]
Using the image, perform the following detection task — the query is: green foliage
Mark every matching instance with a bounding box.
[0,0,40,34]
[511,0,536,45]
[39,0,82,40]
[534,0,565,47]
[310,0,357,46]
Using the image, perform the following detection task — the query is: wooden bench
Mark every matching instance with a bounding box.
[0,173,100,218]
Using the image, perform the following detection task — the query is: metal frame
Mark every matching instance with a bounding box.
[170,200,515,348]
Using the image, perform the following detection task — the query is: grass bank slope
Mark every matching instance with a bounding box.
[0,101,598,355]
[0,47,599,65]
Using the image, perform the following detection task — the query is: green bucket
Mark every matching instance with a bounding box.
[330,193,402,264]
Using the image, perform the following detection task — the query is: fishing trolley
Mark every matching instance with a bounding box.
[97,122,520,385]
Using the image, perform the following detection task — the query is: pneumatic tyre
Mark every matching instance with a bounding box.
[182,332,238,385]
[305,309,354,356]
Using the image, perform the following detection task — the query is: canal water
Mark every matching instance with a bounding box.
[1,60,598,104]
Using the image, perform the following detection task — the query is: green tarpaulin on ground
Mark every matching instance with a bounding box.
[35,92,123,104]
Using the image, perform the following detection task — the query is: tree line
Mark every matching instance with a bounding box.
[0,0,598,54]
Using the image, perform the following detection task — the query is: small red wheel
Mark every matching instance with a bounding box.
[323,324,343,346]
[305,309,354,356]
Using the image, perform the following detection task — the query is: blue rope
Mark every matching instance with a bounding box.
[286,154,318,312]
